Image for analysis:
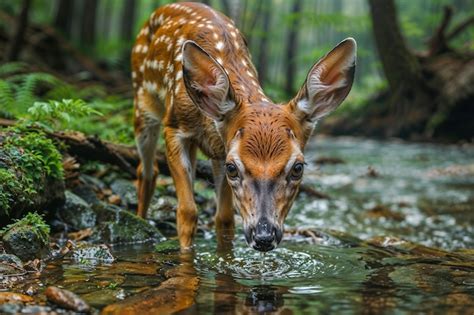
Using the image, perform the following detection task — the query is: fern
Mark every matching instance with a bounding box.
[26,99,102,131]
[0,62,26,77]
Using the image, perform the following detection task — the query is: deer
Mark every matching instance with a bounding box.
[131,2,356,252]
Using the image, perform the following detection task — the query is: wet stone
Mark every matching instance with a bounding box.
[110,179,138,208]
[45,286,91,313]
[70,243,115,263]
[0,292,34,304]
[55,191,97,231]
[2,225,49,262]
[0,254,24,276]
[71,184,101,206]
[91,203,164,245]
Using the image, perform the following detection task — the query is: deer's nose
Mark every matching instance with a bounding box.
[253,219,277,252]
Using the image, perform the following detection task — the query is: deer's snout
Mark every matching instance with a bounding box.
[245,218,283,252]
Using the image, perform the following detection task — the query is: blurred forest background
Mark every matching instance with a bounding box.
[0,0,473,143]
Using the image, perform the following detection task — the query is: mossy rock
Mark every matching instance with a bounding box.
[54,191,97,231]
[0,128,65,223]
[2,213,51,261]
[91,203,164,245]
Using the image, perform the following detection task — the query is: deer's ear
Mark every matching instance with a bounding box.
[182,41,235,121]
[291,38,356,122]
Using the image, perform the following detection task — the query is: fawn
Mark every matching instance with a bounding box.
[131,2,356,251]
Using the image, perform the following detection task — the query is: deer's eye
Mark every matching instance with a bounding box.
[290,163,304,180]
[226,163,239,179]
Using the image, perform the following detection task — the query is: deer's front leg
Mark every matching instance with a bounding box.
[212,160,235,248]
[164,127,198,249]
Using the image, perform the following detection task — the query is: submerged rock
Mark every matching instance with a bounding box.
[91,203,163,244]
[45,286,90,313]
[0,292,34,304]
[70,243,115,263]
[55,191,97,231]
[2,213,50,261]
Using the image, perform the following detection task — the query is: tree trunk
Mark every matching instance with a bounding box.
[120,0,137,41]
[256,6,271,85]
[54,0,75,37]
[285,0,302,95]
[5,0,31,61]
[368,0,423,95]
[80,0,98,46]
[368,0,433,137]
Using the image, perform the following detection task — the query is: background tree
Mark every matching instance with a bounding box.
[5,0,31,61]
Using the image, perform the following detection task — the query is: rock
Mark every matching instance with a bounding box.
[0,254,24,275]
[91,203,164,244]
[0,129,65,222]
[70,243,115,263]
[0,292,34,303]
[55,191,97,231]
[45,286,90,313]
[110,179,138,208]
[71,185,101,206]
[2,213,50,261]
[0,303,21,314]
[154,239,180,254]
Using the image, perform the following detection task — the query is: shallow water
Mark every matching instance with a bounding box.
[34,137,474,313]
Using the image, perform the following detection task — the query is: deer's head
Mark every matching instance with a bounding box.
[182,38,357,251]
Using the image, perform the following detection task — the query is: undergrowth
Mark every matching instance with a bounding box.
[0,212,50,244]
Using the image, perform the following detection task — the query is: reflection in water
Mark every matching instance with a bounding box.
[32,138,474,314]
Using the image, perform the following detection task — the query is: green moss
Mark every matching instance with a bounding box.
[0,128,64,216]
[1,212,50,245]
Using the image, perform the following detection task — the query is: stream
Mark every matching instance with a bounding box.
[20,137,474,313]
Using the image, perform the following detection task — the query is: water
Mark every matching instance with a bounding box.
[29,137,474,313]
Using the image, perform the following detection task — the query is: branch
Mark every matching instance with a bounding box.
[447,15,474,42]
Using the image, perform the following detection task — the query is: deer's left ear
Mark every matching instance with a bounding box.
[290,38,356,123]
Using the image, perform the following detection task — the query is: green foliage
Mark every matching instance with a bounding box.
[0,212,50,244]
[27,99,102,131]
[4,129,64,180]
[0,128,64,216]
[0,66,64,116]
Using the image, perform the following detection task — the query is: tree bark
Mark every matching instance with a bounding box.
[80,0,98,46]
[120,0,137,41]
[368,0,433,137]
[285,0,302,95]
[5,0,31,61]
[54,0,75,37]
[368,0,423,95]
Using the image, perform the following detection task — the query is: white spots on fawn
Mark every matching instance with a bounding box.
[139,64,145,73]
[176,70,183,81]
[197,23,205,28]
[132,71,137,79]
[213,33,219,40]
[158,87,167,100]
[206,24,214,30]
[143,81,157,93]
[230,31,237,38]
[246,70,254,78]
[175,53,183,63]
[189,20,196,25]
[216,41,224,51]
[176,36,185,48]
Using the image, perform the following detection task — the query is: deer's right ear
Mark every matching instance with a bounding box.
[182,41,235,121]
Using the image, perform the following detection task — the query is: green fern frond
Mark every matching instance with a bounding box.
[0,79,15,110]
[0,62,26,77]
